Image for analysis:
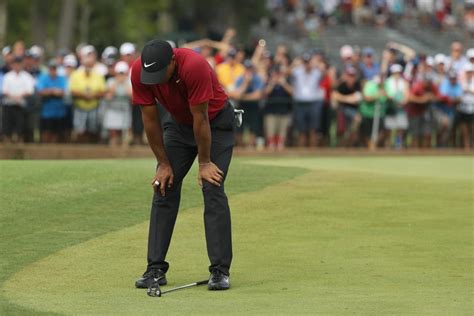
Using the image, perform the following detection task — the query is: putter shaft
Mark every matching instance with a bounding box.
[161,280,208,295]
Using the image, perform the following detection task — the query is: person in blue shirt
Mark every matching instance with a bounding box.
[229,59,264,147]
[360,47,380,81]
[36,60,67,143]
[435,70,463,147]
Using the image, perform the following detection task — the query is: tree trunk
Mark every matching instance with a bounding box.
[57,0,77,51]
[30,0,49,45]
[0,0,6,48]
[79,0,91,44]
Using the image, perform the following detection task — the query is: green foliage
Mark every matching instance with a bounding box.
[4,0,266,54]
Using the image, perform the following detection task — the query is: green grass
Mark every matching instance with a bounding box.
[0,157,473,315]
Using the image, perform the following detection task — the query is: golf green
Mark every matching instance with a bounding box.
[0,157,472,315]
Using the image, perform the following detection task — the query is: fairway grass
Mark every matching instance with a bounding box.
[0,157,473,315]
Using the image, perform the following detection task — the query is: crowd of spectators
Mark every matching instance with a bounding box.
[0,31,473,150]
[266,0,474,36]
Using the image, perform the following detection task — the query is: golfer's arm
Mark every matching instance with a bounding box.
[140,105,170,165]
[190,102,212,164]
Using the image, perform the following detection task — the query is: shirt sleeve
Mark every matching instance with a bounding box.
[254,75,264,90]
[130,62,155,105]
[235,76,244,88]
[183,58,214,106]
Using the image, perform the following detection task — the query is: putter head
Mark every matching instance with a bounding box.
[147,278,162,297]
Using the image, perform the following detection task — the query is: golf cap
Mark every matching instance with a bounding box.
[426,56,434,67]
[81,45,96,57]
[63,54,78,68]
[434,53,446,64]
[140,39,173,85]
[120,42,135,56]
[390,64,403,73]
[227,49,237,58]
[48,59,58,68]
[114,61,129,74]
[448,70,458,78]
[362,47,374,56]
[302,53,312,63]
[466,48,474,59]
[29,45,43,58]
[340,45,354,59]
[2,46,11,56]
[102,46,118,60]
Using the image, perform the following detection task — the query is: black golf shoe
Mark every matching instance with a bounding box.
[135,268,167,289]
[208,269,230,290]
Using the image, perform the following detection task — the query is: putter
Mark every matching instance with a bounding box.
[147,279,208,297]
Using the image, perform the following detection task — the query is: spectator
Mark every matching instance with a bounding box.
[360,47,380,81]
[432,53,448,86]
[36,60,67,143]
[447,41,467,74]
[62,54,78,142]
[102,61,132,146]
[1,46,13,74]
[406,74,439,148]
[119,42,136,67]
[457,63,474,149]
[264,64,293,150]
[291,53,324,147]
[359,76,387,148]
[384,64,409,148]
[79,45,108,77]
[1,57,35,143]
[435,70,462,147]
[332,66,363,146]
[216,49,245,93]
[69,54,106,143]
[230,59,264,147]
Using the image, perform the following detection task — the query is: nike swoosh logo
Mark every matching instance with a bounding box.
[144,62,156,68]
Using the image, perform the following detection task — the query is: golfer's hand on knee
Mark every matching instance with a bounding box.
[198,162,224,187]
[152,163,174,196]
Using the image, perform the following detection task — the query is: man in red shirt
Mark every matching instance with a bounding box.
[406,75,439,148]
[131,40,235,291]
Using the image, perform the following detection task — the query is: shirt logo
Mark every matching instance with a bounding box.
[144,61,157,68]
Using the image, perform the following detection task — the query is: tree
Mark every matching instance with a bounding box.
[57,0,77,51]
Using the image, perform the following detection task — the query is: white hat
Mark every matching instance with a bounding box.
[102,46,118,60]
[63,54,78,68]
[426,56,434,67]
[390,64,403,73]
[80,45,96,57]
[119,42,135,56]
[2,46,11,56]
[434,53,447,64]
[29,45,43,58]
[466,48,474,59]
[340,45,354,58]
[114,61,129,74]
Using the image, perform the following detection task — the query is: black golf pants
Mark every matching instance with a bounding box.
[147,103,235,276]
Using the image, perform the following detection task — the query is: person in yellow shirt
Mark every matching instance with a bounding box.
[69,55,106,143]
[215,49,245,93]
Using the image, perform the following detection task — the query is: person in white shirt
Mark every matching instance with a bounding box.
[292,53,324,147]
[2,57,35,142]
[457,64,474,149]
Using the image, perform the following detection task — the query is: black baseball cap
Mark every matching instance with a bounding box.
[140,39,173,85]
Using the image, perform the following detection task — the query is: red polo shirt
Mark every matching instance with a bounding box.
[131,48,227,125]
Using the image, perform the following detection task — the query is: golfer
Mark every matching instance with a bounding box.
[131,40,234,291]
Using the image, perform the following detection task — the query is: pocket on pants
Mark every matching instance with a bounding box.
[211,103,235,131]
